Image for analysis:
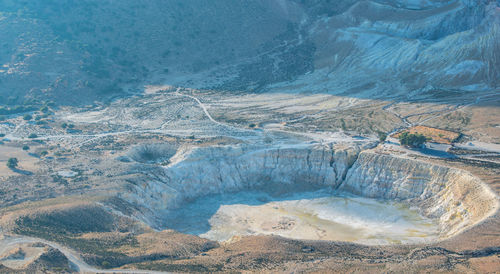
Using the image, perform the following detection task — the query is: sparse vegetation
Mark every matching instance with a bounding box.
[11,206,160,269]
[0,105,37,115]
[40,106,49,113]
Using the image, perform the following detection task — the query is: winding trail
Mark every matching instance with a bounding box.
[382,102,411,136]
[172,89,221,126]
[383,92,499,136]
[0,235,167,273]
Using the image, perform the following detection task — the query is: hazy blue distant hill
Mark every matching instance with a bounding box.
[0,0,498,105]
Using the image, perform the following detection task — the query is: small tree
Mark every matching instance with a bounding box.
[28,133,38,139]
[23,114,32,121]
[22,145,30,151]
[61,123,68,129]
[398,132,428,148]
[377,131,387,142]
[340,118,347,131]
[7,158,18,169]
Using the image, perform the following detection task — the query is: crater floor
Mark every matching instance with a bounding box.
[165,189,439,244]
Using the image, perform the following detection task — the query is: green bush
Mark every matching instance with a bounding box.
[101,261,111,268]
[377,131,387,142]
[23,114,33,121]
[28,133,38,139]
[22,145,30,151]
[7,158,18,169]
[398,132,429,148]
[340,118,347,131]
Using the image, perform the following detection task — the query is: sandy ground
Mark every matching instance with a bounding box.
[165,190,438,245]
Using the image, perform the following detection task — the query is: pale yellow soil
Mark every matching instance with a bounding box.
[0,145,39,179]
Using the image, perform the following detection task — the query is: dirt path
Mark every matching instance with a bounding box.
[0,235,167,274]
[173,89,221,125]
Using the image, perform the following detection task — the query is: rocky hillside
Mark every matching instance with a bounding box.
[0,0,498,105]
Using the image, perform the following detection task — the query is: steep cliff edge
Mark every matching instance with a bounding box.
[117,144,498,243]
[340,151,498,238]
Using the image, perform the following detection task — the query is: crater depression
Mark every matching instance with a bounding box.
[119,143,498,245]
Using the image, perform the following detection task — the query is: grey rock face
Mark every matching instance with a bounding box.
[118,144,497,240]
[121,144,357,215]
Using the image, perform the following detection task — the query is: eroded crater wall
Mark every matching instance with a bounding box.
[340,151,499,237]
[118,144,498,241]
